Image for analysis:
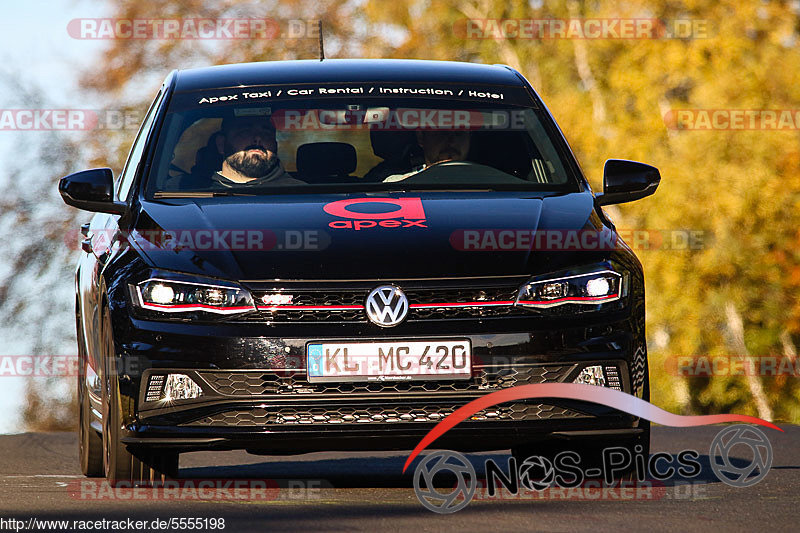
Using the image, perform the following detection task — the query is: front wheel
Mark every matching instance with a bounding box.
[78,319,103,477]
[75,302,103,477]
[101,305,178,485]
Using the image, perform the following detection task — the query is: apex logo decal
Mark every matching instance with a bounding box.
[323,197,427,230]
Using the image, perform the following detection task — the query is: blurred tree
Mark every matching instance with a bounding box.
[0,72,85,431]
[76,0,800,421]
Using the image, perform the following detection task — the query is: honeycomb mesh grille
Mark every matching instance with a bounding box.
[184,402,587,427]
[197,365,574,397]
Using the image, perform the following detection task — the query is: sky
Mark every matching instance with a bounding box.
[0,0,111,433]
[0,1,109,101]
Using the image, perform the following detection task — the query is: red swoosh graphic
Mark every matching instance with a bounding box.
[402,383,783,473]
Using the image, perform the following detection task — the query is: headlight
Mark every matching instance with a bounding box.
[131,276,255,315]
[516,269,624,310]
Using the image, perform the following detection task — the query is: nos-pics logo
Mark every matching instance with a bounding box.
[413,424,773,514]
[323,197,427,230]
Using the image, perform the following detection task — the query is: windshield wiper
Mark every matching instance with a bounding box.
[209,190,257,197]
[153,190,257,198]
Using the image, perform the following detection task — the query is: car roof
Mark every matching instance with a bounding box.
[172,59,527,93]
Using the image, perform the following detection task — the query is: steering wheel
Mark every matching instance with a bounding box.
[399,160,527,185]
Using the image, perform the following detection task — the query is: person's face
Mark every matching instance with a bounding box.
[417,130,471,165]
[217,118,278,177]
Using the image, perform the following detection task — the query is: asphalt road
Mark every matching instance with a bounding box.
[0,426,796,532]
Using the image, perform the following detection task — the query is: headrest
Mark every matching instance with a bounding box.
[191,132,224,178]
[466,131,537,180]
[296,142,357,178]
[370,130,420,161]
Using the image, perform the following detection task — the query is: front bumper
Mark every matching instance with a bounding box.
[109,310,648,454]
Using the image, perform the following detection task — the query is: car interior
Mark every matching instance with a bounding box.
[163,115,555,190]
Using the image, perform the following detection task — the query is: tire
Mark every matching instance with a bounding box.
[100,305,178,485]
[77,313,103,477]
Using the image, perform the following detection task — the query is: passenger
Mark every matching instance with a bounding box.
[212,115,304,187]
[384,129,471,182]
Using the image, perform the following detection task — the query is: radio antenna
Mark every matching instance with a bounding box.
[318,20,325,61]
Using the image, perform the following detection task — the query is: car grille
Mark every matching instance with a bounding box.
[197,364,575,397]
[183,402,587,427]
[236,286,528,323]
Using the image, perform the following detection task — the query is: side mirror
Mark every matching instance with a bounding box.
[595,159,660,206]
[58,168,126,214]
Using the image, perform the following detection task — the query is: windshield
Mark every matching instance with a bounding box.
[145,82,577,197]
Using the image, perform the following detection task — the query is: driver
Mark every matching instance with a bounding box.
[383,129,471,182]
[212,115,304,187]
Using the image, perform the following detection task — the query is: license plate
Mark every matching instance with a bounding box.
[306,340,472,382]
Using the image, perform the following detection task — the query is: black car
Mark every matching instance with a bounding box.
[59,59,660,483]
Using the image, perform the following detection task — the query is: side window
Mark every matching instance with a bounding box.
[116,89,165,200]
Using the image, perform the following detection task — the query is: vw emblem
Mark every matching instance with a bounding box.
[365,285,408,327]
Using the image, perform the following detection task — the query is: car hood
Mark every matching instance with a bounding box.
[131,191,607,281]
